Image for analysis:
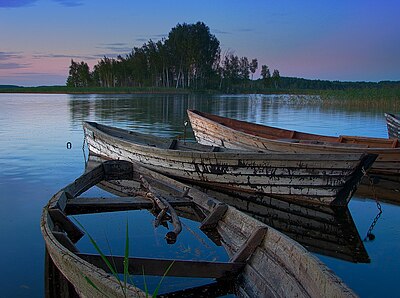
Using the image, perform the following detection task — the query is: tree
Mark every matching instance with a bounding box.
[66,59,91,87]
[165,21,220,89]
[260,65,271,87]
[272,69,280,89]
[66,22,279,91]
[249,58,258,80]
[239,57,250,80]
[92,57,117,87]
[239,57,250,88]
[221,53,240,89]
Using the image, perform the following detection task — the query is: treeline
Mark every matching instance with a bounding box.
[67,21,280,92]
[276,77,400,90]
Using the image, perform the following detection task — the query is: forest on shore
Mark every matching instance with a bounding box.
[65,21,398,93]
[66,21,281,93]
[1,21,399,95]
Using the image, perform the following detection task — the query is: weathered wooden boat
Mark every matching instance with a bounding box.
[385,112,400,140]
[41,159,357,297]
[83,121,376,206]
[187,109,399,176]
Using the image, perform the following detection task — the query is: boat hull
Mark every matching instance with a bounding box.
[83,122,376,206]
[41,159,357,297]
[188,110,399,176]
[385,113,400,140]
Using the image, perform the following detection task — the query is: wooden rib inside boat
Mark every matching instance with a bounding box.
[187,109,399,176]
[41,159,357,297]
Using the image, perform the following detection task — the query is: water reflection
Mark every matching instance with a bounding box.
[197,188,369,264]
[69,93,391,139]
[1,93,399,297]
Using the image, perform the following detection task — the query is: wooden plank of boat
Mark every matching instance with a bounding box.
[83,121,377,206]
[41,159,357,297]
[187,109,400,176]
[385,112,400,140]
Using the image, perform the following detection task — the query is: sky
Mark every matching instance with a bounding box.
[1,0,400,86]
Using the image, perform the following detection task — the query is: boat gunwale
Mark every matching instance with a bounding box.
[83,121,374,163]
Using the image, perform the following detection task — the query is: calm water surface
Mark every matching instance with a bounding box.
[0,93,399,297]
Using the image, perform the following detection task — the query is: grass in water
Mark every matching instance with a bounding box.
[73,217,173,297]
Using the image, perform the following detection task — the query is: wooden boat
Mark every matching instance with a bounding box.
[187,109,399,176]
[385,113,400,140]
[41,159,357,297]
[83,121,376,206]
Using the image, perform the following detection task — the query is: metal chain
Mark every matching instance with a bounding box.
[362,167,383,241]
[364,202,382,241]
[82,135,87,166]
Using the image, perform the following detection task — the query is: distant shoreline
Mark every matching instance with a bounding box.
[0,86,399,106]
[0,85,326,96]
[0,86,192,95]
[2,78,400,96]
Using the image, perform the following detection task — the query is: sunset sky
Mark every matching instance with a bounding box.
[1,0,399,86]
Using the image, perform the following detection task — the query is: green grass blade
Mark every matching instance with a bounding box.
[141,266,149,297]
[124,220,130,291]
[73,217,125,292]
[152,261,175,298]
[83,275,110,298]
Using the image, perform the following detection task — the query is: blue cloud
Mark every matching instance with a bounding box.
[0,0,83,8]
[97,43,132,53]
[52,0,83,7]
[0,0,37,8]
[32,53,98,60]
[212,28,231,35]
[0,62,30,69]
[0,51,23,60]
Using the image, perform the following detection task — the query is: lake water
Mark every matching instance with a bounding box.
[0,93,399,297]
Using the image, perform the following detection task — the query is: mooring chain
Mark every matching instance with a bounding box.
[361,167,383,241]
[82,135,88,166]
[364,202,382,241]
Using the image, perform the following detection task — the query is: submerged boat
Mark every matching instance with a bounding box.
[41,159,357,297]
[187,109,399,176]
[385,113,400,140]
[83,121,376,206]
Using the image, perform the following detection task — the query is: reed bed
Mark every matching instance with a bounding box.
[318,88,400,112]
